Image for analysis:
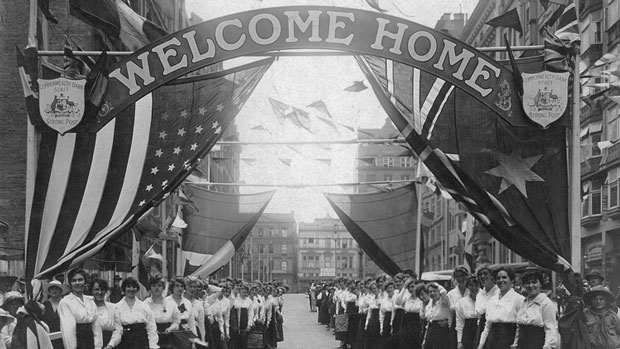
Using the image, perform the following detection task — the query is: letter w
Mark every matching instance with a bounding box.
[109,52,155,95]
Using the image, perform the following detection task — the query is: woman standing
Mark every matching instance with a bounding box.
[41,280,69,349]
[395,279,423,349]
[583,285,620,348]
[477,267,523,349]
[91,278,122,349]
[58,268,103,349]
[264,285,278,349]
[185,278,210,345]
[210,287,231,349]
[145,277,184,349]
[379,281,395,348]
[116,277,159,349]
[229,284,255,349]
[166,277,196,336]
[455,277,481,349]
[390,275,406,347]
[515,270,558,349]
[474,264,498,341]
[363,282,382,349]
[343,281,360,349]
[422,283,451,349]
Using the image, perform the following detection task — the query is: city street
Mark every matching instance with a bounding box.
[280,293,339,349]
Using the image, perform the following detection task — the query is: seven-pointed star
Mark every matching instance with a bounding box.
[484,150,545,198]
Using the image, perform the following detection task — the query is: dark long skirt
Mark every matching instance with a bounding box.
[354,312,367,349]
[276,312,284,342]
[364,309,381,349]
[424,321,450,349]
[265,313,278,348]
[462,318,479,349]
[399,312,422,349]
[76,322,95,349]
[319,299,330,325]
[118,323,148,349]
[517,324,545,349]
[380,311,393,349]
[210,320,224,349]
[229,308,250,349]
[390,308,404,345]
[484,322,517,349]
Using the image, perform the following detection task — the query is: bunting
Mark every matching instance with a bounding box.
[24,59,272,279]
[344,80,368,92]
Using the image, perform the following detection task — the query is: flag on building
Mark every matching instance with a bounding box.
[555,2,579,43]
[24,59,272,279]
[307,100,333,118]
[485,8,523,34]
[355,55,572,273]
[324,183,419,275]
[182,186,275,278]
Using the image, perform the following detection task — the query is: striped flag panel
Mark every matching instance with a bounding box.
[25,59,273,278]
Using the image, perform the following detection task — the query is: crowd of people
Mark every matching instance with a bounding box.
[307,265,620,349]
[0,269,290,349]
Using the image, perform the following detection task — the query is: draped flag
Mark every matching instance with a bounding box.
[555,1,579,43]
[69,0,168,50]
[182,186,275,278]
[486,8,523,34]
[324,183,419,275]
[355,55,572,273]
[24,58,273,279]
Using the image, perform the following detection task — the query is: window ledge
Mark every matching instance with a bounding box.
[582,214,602,226]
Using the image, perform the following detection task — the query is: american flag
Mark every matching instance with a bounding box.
[24,58,273,279]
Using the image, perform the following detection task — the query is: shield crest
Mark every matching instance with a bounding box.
[521,71,569,129]
[38,77,86,135]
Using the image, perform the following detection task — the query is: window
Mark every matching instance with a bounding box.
[309,257,315,268]
[282,243,288,254]
[383,157,395,167]
[325,255,332,268]
[258,243,264,253]
[303,256,307,268]
[348,256,354,269]
[269,229,274,237]
[282,228,288,237]
[336,256,341,268]
[269,242,274,253]
[282,261,288,270]
[258,228,264,237]
[384,174,393,181]
[308,238,314,246]
[609,168,620,209]
[400,156,413,167]
[401,174,411,181]
[366,174,376,182]
[342,240,348,249]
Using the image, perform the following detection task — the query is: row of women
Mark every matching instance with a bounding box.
[0,268,289,349]
[319,264,565,349]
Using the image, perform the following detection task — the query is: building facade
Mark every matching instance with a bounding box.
[242,212,299,291]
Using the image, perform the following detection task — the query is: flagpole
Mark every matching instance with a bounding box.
[160,200,168,278]
[570,47,581,273]
[415,182,423,277]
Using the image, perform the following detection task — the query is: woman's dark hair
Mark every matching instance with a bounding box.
[149,277,165,289]
[494,267,516,281]
[169,277,186,290]
[521,270,544,285]
[383,281,395,291]
[90,278,109,292]
[121,277,140,291]
[67,268,87,282]
[414,284,429,298]
[466,277,481,288]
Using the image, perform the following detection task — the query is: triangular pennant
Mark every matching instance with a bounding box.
[344,80,368,92]
[486,8,522,34]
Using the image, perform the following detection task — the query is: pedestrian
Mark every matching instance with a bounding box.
[58,268,102,349]
[448,266,470,349]
[390,274,406,346]
[583,285,620,349]
[109,275,123,303]
[91,278,122,349]
[474,264,497,342]
[309,281,317,312]
[145,277,186,349]
[363,282,381,349]
[455,277,480,349]
[422,282,451,349]
[115,277,159,349]
[0,309,15,349]
[167,277,196,336]
[210,286,231,349]
[584,270,606,289]
[264,285,279,348]
[229,284,255,349]
[185,277,211,346]
[343,280,360,349]
[515,270,558,349]
[1,291,24,349]
[41,279,69,349]
[379,280,395,348]
[11,300,54,349]
[477,267,523,349]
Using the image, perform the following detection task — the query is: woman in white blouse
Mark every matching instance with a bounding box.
[90,278,122,349]
[422,282,451,349]
[394,278,423,349]
[455,277,481,349]
[166,277,196,335]
[58,268,102,349]
[229,284,255,349]
[379,281,396,348]
[144,277,183,349]
[515,270,558,349]
[185,277,211,345]
[477,267,524,349]
[363,282,382,349]
[209,287,230,349]
[116,277,159,349]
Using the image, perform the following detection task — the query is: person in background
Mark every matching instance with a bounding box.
[379,281,395,349]
[167,277,196,336]
[58,268,102,349]
[109,275,123,303]
[186,277,211,346]
[343,280,360,349]
[363,282,382,349]
[584,270,606,290]
[116,277,158,349]
[477,267,523,349]
[91,278,122,349]
[448,266,470,349]
[0,309,14,349]
[422,282,451,349]
[229,284,254,349]
[474,264,498,343]
[209,287,229,349]
[1,292,24,349]
[145,277,183,349]
[455,277,480,349]
[583,285,620,349]
[41,280,69,349]
[515,270,558,349]
[10,300,53,349]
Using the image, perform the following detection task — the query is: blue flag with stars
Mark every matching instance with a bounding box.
[25,58,273,279]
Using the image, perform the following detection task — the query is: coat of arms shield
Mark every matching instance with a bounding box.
[521,71,569,129]
[38,77,86,134]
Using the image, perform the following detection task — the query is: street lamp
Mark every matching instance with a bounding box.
[333,223,338,277]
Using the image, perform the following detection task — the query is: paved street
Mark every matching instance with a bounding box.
[279,293,339,349]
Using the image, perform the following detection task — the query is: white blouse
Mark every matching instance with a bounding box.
[144,297,180,330]
[116,297,159,349]
[166,295,196,335]
[190,298,206,341]
[232,297,255,330]
[447,287,470,311]
[479,288,524,348]
[379,296,395,333]
[58,293,102,349]
[475,285,499,317]
[364,296,380,330]
[404,297,424,314]
[251,296,264,324]
[95,302,122,347]
[455,296,479,343]
[516,293,558,349]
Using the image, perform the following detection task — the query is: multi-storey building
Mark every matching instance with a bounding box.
[242,212,299,291]
[298,218,365,290]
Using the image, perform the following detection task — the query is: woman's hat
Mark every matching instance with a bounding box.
[42,280,69,296]
[585,269,605,282]
[0,308,15,325]
[1,291,24,309]
[584,285,615,306]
